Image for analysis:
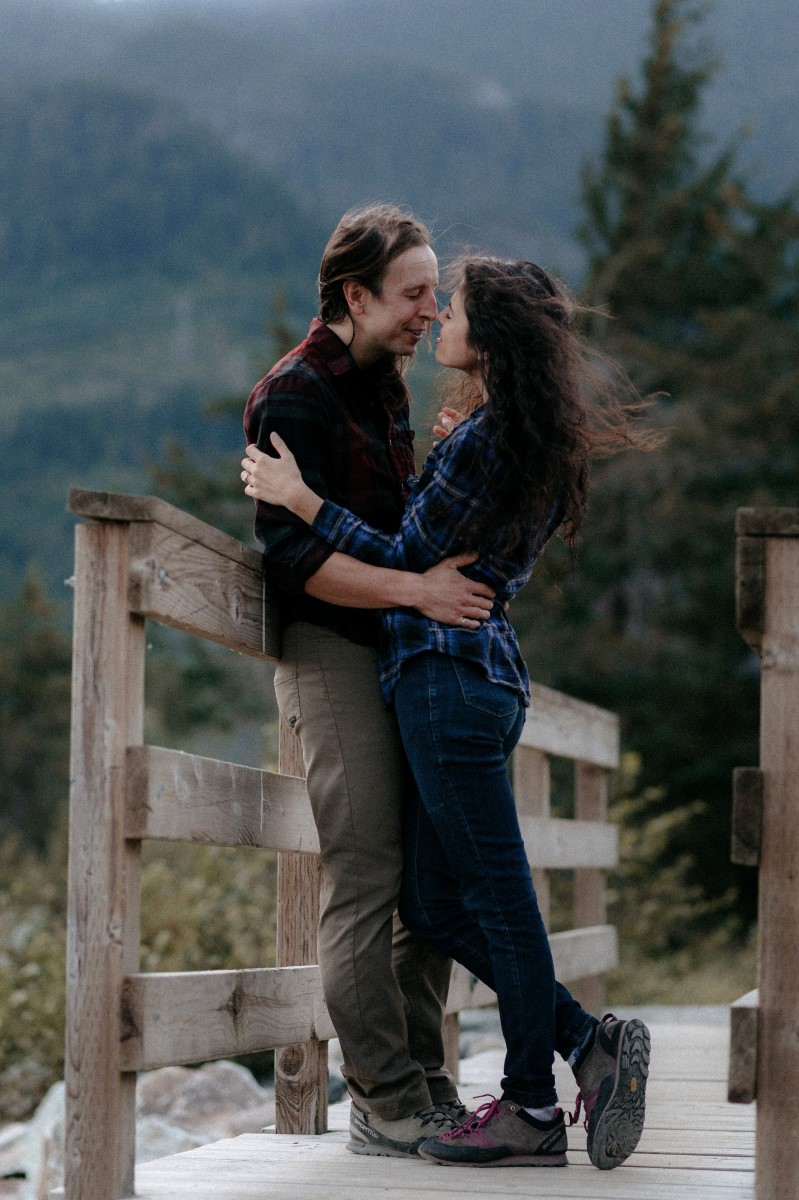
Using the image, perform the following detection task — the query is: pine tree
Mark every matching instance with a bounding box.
[518,0,799,937]
[0,571,72,850]
[152,289,300,539]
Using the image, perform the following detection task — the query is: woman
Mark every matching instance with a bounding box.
[242,257,652,1169]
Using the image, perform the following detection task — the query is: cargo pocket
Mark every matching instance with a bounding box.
[274,662,302,730]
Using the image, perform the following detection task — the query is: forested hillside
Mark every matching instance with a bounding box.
[0,81,317,283]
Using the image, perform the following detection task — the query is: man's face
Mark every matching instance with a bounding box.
[354,245,439,363]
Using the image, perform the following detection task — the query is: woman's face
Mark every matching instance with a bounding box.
[435,287,480,377]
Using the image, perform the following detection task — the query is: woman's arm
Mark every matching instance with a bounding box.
[244,419,500,578]
[242,433,495,624]
[243,432,324,524]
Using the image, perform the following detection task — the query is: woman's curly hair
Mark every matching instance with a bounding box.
[447,256,657,553]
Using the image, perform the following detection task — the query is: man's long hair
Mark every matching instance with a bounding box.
[319,203,432,409]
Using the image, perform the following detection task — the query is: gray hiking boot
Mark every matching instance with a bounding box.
[348,1100,460,1158]
[570,1014,651,1170]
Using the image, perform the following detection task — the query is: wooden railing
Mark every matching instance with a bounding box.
[62,489,620,1200]
[728,508,799,1200]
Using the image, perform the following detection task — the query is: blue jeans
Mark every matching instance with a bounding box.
[394,652,596,1108]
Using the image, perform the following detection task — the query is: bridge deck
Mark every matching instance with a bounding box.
[133,1008,753,1200]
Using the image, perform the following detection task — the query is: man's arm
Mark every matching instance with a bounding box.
[245,372,494,625]
[304,551,494,626]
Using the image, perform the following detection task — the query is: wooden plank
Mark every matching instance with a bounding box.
[730,769,762,867]
[127,521,280,660]
[735,535,766,655]
[573,762,609,1013]
[519,814,618,870]
[64,524,139,1200]
[550,925,618,981]
[728,990,759,1104]
[520,684,620,769]
[117,1014,755,1200]
[736,506,799,537]
[68,487,264,572]
[755,537,799,1200]
[119,616,146,1196]
[119,966,336,1071]
[441,1013,460,1082]
[445,963,497,1013]
[125,745,319,852]
[513,745,551,927]
[131,1135,756,1200]
[275,717,327,1136]
[447,926,617,1013]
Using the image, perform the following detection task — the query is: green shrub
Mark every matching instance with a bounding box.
[0,831,278,1119]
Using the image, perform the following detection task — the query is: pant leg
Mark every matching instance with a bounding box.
[394,652,594,1107]
[401,766,594,1072]
[274,623,454,1118]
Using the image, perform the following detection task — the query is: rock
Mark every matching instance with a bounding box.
[18,1061,276,1199]
[136,1065,195,1120]
[145,1061,273,1138]
[19,1081,63,1200]
[135,1117,206,1163]
[0,1122,27,1179]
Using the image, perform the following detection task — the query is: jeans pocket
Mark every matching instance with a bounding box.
[274,663,301,729]
[451,657,520,719]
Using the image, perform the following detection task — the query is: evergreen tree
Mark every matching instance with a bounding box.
[0,571,72,850]
[152,289,300,540]
[519,0,799,937]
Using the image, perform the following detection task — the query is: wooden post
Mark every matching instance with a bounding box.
[64,523,144,1200]
[513,746,551,928]
[274,719,328,1134]
[573,762,608,1014]
[754,535,799,1200]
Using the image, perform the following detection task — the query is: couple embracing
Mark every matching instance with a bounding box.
[241,203,652,1169]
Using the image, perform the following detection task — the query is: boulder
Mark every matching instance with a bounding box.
[18,1062,276,1199]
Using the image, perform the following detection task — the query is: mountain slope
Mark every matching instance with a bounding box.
[0,79,318,284]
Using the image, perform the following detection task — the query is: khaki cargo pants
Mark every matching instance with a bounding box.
[274,622,456,1119]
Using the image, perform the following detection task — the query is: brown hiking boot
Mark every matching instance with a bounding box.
[570,1014,651,1169]
[419,1096,567,1167]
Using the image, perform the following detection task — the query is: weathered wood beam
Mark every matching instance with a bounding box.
[275,718,327,1136]
[65,524,142,1200]
[68,487,263,571]
[518,814,618,870]
[126,521,280,660]
[119,966,335,1072]
[125,746,318,853]
[446,925,618,1014]
[573,762,610,1013]
[520,684,620,769]
[731,767,762,867]
[728,989,759,1104]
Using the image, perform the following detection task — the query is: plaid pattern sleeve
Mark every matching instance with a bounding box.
[244,358,337,595]
[312,410,510,577]
[310,409,554,703]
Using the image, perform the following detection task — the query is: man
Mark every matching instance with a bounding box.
[244,205,495,1157]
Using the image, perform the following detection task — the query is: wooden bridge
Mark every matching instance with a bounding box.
[56,492,799,1199]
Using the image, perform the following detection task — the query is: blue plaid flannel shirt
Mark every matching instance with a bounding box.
[311,406,557,705]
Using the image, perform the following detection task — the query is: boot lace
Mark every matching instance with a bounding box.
[415,1102,460,1132]
[440,1094,500,1141]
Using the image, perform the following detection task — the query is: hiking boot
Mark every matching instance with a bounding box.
[348,1100,460,1158]
[418,1096,567,1167]
[570,1014,651,1170]
[431,1097,471,1125]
